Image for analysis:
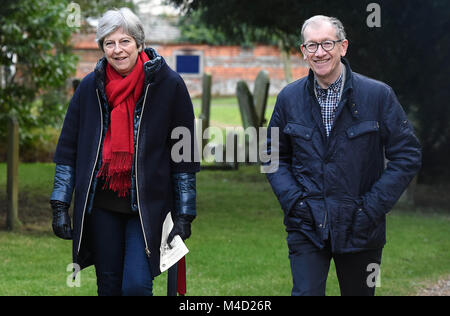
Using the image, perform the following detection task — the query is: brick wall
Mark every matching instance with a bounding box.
[72,33,309,96]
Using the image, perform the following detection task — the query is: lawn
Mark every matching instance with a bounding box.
[192,95,277,127]
[0,163,449,296]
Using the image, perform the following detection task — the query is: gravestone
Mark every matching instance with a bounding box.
[198,73,237,170]
[198,73,212,152]
[237,70,270,129]
[236,80,258,129]
[253,70,270,127]
[236,71,270,163]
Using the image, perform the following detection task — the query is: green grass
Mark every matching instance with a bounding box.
[192,95,276,127]
[1,97,448,295]
[0,163,449,296]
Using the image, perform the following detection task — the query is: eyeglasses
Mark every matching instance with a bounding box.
[302,40,343,53]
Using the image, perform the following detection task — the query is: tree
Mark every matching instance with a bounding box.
[73,0,135,20]
[177,10,263,47]
[168,0,450,183]
[0,0,78,151]
[0,0,136,159]
[174,2,298,82]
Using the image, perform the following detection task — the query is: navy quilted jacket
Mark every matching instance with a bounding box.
[265,59,421,253]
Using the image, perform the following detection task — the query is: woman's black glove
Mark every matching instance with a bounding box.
[167,214,195,245]
[50,200,73,240]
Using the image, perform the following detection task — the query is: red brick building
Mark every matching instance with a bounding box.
[71,27,309,96]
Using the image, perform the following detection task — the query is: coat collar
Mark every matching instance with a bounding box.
[307,57,353,97]
[305,58,359,141]
[306,58,360,120]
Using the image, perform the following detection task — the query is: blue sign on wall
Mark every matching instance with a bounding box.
[176,55,200,74]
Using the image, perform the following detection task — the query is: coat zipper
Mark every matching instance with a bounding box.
[77,89,104,255]
[322,169,328,237]
[135,84,151,257]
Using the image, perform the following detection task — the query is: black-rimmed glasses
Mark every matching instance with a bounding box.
[302,40,343,53]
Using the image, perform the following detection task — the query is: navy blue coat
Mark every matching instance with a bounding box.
[266,59,421,253]
[53,48,200,277]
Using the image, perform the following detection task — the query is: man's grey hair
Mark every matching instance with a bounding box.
[96,7,145,52]
[301,15,346,44]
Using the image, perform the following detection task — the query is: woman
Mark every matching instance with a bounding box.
[50,8,199,296]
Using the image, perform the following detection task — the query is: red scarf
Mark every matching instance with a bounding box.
[97,51,149,197]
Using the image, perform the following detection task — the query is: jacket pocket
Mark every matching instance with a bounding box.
[287,199,315,231]
[339,199,386,250]
[338,199,372,248]
[284,122,313,141]
[351,208,374,247]
[346,121,379,139]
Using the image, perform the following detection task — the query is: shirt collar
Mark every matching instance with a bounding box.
[315,72,343,96]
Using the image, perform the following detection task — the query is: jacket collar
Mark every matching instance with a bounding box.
[306,58,360,120]
[142,47,164,85]
[339,58,359,119]
[305,58,359,140]
[307,57,353,96]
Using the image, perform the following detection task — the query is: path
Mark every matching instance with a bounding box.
[416,275,450,296]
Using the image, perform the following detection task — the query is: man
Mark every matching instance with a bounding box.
[265,15,421,296]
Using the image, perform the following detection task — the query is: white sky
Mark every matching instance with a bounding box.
[135,0,180,16]
[87,0,180,26]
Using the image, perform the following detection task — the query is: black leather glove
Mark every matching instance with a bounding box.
[50,200,73,240]
[167,214,195,245]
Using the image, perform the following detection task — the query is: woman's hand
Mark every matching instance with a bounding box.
[167,214,195,245]
[50,200,73,240]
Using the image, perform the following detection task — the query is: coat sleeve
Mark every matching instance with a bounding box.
[51,86,81,204]
[171,172,196,217]
[169,77,201,173]
[362,87,422,222]
[53,86,81,167]
[264,93,307,215]
[50,164,75,204]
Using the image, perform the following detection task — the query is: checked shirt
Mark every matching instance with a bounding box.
[314,73,343,137]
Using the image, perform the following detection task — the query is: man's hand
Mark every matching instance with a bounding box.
[167,214,195,245]
[291,199,314,226]
[50,200,73,240]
